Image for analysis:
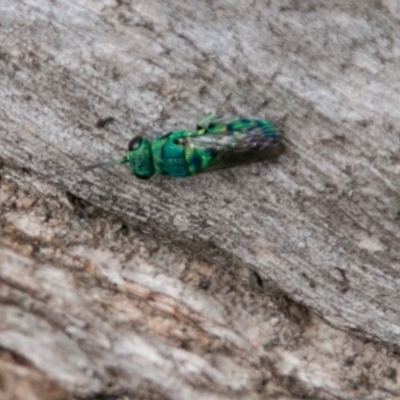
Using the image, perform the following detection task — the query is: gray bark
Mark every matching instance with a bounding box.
[1,1,400,399]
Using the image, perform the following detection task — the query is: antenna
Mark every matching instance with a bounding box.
[82,156,128,172]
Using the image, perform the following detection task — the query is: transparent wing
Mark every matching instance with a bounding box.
[183,122,285,172]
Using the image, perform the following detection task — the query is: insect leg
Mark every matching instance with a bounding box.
[239,99,271,118]
[196,114,217,130]
[215,92,232,116]
[196,92,233,129]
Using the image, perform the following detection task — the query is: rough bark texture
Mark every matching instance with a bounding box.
[1,1,400,399]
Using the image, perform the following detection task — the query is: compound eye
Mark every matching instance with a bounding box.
[128,136,143,151]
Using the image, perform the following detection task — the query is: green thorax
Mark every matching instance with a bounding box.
[127,130,215,178]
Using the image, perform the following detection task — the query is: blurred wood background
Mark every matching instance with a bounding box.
[1,1,400,399]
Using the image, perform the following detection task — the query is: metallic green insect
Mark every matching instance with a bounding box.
[83,115,285,179]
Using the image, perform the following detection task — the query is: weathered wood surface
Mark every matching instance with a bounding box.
[1,1,400,399]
